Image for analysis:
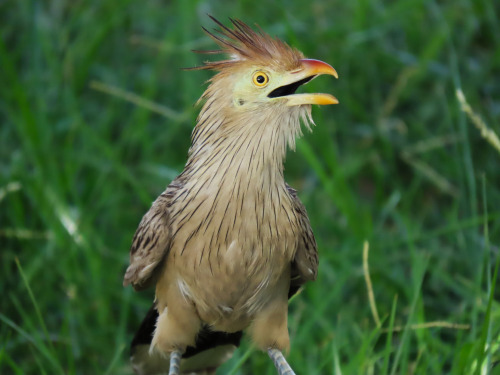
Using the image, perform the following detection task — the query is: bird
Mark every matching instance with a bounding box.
[123,17,338,375]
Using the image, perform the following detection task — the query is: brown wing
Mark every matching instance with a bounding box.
[123,191,172,291]
[286,184,318,294]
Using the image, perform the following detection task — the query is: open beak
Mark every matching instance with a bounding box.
[268,59,339,106]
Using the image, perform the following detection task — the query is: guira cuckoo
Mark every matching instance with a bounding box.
[124,17,338,375]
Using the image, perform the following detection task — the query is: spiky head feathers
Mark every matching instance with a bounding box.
[193,17,304,72]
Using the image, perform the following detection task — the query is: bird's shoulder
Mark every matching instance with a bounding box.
[284,183,311,228]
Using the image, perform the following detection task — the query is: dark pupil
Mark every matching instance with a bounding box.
[256,75,265,84]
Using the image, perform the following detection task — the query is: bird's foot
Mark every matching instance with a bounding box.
[169,349,182,375]
[267,348,296,375]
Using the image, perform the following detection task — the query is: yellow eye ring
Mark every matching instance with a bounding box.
[252,71,269,87]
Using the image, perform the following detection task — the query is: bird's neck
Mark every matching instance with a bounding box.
[184,100,311,191]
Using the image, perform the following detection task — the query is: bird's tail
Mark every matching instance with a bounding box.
[130,305,242,375]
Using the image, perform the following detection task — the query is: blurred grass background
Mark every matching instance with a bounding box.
[1,0,499,374]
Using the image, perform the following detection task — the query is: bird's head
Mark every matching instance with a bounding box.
[192,17,338,112]
[188,17,338,164]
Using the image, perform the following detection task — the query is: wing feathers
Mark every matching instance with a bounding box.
[286,184,318,290]
[124,193,172,291]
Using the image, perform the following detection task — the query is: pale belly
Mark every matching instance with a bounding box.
[170,237,294,332]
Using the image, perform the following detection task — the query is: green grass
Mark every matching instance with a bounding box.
[1,0,499,374]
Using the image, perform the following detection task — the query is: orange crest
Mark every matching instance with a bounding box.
[191,16,304,72]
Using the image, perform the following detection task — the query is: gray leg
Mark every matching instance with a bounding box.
[169,350,182,375]
[267,348,296,375]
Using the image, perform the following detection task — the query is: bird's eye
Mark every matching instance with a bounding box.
[252,71,269,87]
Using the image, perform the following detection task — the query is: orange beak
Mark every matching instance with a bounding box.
[282,58,339,106]
[299,59,338,79]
